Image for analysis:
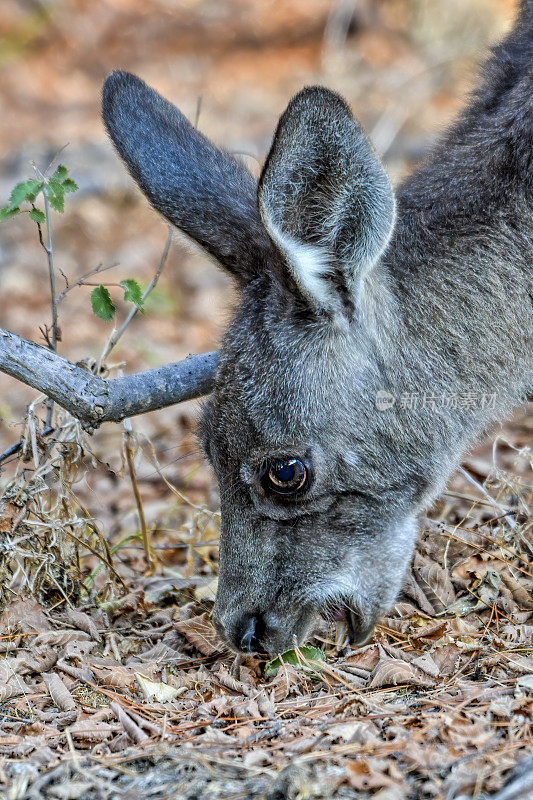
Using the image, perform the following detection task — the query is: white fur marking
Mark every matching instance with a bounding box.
[261,206,336,308]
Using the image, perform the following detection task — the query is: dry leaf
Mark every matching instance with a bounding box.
[410,652,441,679]
[412,551,456,612]
[42,672,76,711]
[444,570,501,616]
[0,675,31,701]
[233,697,261,719]
[401,571,437,615]
[370,655,436,689]
[111,702,149,743]
[500,572,533,610]
[410,620,448,642]
[68,719,117,743]
[214,669,253,696]
[343,643,381,671]
[65,609,102,642]
[92,664,137,691]
[174,613,226,656]
[194,577,218,603]
[33,630,90,648]
[346,757,405,791]
[266,663,302,701]
[135,673,182,702]
[328,721,380,744]
[0,598,51,635]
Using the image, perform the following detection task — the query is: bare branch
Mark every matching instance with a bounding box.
[57,261,120,303]
[0,328,218,429]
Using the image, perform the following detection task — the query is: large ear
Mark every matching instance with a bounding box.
[258,87,395,316]
[102,71,276,282]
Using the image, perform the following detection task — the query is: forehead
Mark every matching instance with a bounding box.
[199,297,377,460]
[200,360,320,458]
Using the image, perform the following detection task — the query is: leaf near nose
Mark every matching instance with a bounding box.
[265,645,325,678]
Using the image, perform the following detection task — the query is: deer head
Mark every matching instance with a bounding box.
[102,8,533,653]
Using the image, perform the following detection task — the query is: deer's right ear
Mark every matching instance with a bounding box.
[258,87,395,317]
[102,71,277,283]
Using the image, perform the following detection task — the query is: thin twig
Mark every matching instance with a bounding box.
[35,182,58,428]
[123,419,155,573]
[97,227,173,370]
[460,467,517,529]
[56,261,119,303]
[0,425,54,466]
[41,144,69,179]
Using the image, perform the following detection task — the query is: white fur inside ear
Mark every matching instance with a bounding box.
[261,205,336,309]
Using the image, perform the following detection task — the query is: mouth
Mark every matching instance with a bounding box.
[322,602,375,646]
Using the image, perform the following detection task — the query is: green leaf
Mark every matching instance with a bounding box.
[0,205,20,221]
[47,178,64,195]
[52,164,69,183]
[8,179,43,209]
[47,181,65,213]
[49,194,64,212]
[265,646,326,678]
[29,207,46,223]
[120,279,144,311]
[50,165,78,196]
[62,178,78,193]
[91,285,116,322]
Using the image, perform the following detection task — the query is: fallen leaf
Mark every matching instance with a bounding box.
[194,577,218,603]
[500,573,533,610]
[135,673,182,702]
[91,664,137,691]
[516,674,533,691]
[68,719,117,742]
[42,672,77,711]
[266,663,301,701]
[33,631,90,647]
[64,609,102,642]
[265,646,325,678]
[444,570,501,616]
[343,643,381,671]
[410,652,441,679]
[174,613,226,656]
[0,598,51,635]
[370,655,436,689]
[412,551,456,612]
[0,675,32,701]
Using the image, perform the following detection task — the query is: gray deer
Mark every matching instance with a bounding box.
[103,2,533,654]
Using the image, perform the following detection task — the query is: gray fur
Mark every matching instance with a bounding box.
[103,1,533,654]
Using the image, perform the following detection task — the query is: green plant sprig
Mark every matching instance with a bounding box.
[0,163,78,223]
[1,166,145,322]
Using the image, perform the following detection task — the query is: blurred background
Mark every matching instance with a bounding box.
[0,0,528,585]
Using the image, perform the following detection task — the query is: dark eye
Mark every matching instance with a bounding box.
[263,458,308,496]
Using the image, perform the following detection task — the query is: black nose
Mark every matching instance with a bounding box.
[238,615,261,653]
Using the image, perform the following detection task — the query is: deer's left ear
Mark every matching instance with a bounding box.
[258,87,395,316]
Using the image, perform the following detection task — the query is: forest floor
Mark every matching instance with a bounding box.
[1,415,533,800]
[1,1,532,798]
